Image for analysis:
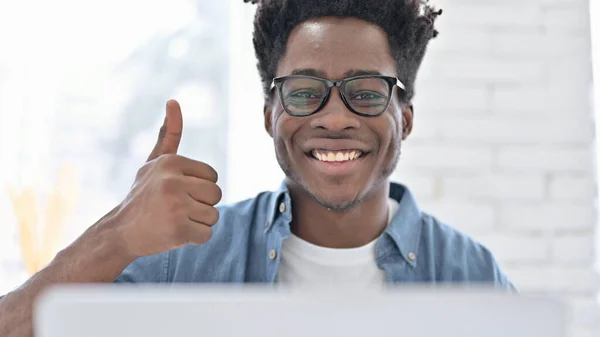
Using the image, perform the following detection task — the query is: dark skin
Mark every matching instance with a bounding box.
[0,16,418,337]
[264,17,414,249]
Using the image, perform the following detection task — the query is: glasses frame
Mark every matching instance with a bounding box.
[270,74,406,117]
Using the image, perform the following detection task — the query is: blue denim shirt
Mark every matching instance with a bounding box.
[115,182,514,288]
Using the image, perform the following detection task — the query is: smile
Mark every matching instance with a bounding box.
[310,149,364,162]
[305,149,367,177]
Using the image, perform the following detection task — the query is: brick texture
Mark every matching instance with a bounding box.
[390,0,599,336]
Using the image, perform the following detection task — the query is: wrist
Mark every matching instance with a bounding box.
[55,209,136,277]
[93,213,138,264]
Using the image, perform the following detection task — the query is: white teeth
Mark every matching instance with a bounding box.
[312,150,363,162]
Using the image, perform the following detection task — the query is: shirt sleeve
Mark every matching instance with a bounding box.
[467,242,517,292]
[426,216,517,289]
[487,256,517,291]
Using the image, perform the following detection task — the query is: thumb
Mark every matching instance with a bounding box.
[147,100,183,162]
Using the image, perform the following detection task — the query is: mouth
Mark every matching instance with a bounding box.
[309,149,364,162]
[305,149,367,176]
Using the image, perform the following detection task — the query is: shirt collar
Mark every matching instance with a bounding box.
[265,181,292,232]
[384,182,423,268]
[265,181,423,267]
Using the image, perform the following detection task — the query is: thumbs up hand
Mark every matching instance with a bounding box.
[107,100,222,259]
[147,100,185,161]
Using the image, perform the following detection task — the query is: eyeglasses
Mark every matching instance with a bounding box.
[270,75,405,117]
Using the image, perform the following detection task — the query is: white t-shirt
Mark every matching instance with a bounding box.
[277,198,400,285]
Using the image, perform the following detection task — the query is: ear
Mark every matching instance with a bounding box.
[401,104,414,140]
[264,103,274,138]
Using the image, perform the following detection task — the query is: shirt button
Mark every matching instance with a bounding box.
[279,202,286,213]
[269,249,278,260]
[408,252,416,261]
[265,220,270,228]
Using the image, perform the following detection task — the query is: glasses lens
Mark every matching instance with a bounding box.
[281,77,328,116]
[343,77,391,115]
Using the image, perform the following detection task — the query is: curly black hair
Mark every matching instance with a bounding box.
[243,0,442,103]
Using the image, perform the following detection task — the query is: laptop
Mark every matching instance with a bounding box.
[34,284,567,337]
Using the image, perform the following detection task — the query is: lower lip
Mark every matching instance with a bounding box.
[306,154,366,176]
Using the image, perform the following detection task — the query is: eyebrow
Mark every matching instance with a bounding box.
[291,68,328,77]
[344,69,383,77]
[289,68,384,79]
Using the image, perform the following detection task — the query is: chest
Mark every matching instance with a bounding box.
[275,234,387,284]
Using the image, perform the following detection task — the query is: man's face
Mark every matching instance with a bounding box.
[265,17,412,211]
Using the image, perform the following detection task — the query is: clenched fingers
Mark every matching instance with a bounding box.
[182,222,213,245]
[185,177,222,206]
[187,201,220,226]
[153,154,218,183]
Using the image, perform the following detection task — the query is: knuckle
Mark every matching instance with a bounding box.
[204,207,220,225]
[157,178,172,194]
[157,175,179,194]
[166,197,184,214]
[207,184,223,205]
[201,228,213,242]
[135,164,150,180]
[198,162,218,182]
[156,153,178,168]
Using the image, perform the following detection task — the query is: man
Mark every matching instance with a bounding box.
[0,0,513,336]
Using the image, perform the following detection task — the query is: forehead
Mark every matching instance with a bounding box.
[276,17,398,79]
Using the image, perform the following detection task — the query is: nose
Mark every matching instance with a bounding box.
[309,88,361,132]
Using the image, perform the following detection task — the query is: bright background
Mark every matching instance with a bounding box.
[0,0,599,336]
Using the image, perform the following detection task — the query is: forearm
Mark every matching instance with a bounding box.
[0,216,133,337]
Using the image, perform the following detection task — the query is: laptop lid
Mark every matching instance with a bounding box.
[34,284,567,337]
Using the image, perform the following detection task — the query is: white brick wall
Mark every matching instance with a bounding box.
[391,0,599,336]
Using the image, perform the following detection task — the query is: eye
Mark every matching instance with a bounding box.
[289,91,320,99]
[350,91,383,100]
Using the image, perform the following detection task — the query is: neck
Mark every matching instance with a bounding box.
[286,179,390,249]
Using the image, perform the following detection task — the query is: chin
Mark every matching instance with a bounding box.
[313,195,360,212]
[307,183,365,212]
